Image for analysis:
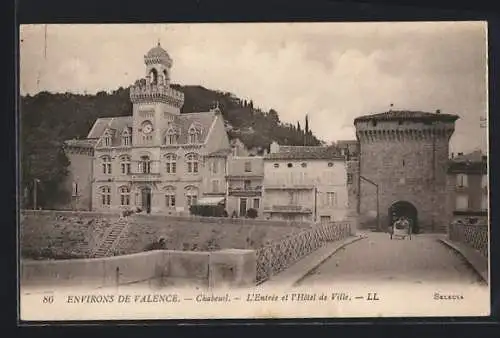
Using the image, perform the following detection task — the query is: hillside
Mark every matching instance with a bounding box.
[20,85,323,208]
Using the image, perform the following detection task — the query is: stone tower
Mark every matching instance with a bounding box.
[129,42,185,148]
[354,110,459,233]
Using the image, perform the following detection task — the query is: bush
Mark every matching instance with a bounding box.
[189,204,226,217]
[246,208,258,219]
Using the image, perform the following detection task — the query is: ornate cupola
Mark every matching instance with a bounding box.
[129,41,185,110]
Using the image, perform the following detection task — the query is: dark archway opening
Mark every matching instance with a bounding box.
[388,201,419,234]
[141,187,152,214]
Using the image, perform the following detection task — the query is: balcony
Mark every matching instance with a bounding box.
[228,186,262,197]
[263,205,313,214]
[128,172,162,182]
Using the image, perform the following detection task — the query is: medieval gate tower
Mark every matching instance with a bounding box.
[354,110,459,233]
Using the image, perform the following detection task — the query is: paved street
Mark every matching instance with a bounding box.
[299,232,485,286]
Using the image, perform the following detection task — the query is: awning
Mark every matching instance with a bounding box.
[196,196,225,206]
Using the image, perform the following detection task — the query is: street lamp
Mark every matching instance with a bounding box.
[33,178,41,210]
[360,175,380,231]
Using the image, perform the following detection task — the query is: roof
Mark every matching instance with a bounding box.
[265,145,344,160]
[448,150,487,174]
[452,150,486,163]
[85,112,218,147]
[145,43,171,60]
[354,110,459,123]
[208,148,232,157]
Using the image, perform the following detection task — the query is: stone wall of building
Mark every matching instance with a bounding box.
[356,119,455,232]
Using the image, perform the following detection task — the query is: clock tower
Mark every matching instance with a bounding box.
[130,42,185,147]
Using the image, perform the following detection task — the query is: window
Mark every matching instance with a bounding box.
[212,161,218,174]
[186,153,199,174]
[327,162,334,167]
[301,162,307,168]
[72,182,78,197]
[188,127,198,143]
[231,147,237,157]
[120,155,131,174]
[482,174,488,189]
[457,174,468,188]
[287,163,293,168]
[244,180,251,190]
[481,194,488,210]
[100,186,111,206]
[244,161,252,172]
[121,130,131,146]
[274,163,279,168]
[253,198,260,209]
[119,186,130,206]
[101,156,112,174]
[165,128,178,145]
[103,133,112,147]
[347,173,353,184]
[164,153,177,174]
[455,194,469,210]
[164,186,176,208]
[212,180,219,193]
[186,186,198,206]
[139,155,151,174]
[326,192,337,207]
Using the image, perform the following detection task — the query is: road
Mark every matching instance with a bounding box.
[298,232,485,286]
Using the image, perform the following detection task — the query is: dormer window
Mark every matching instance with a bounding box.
[165,128,178,145]
[103,131,112,147]
[121,129,131,146]
[188,126,199,144]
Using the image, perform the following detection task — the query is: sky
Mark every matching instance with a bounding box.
[19,22,488,154]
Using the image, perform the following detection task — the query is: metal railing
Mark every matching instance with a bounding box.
[255,221,352,284]
[449,222,488,258]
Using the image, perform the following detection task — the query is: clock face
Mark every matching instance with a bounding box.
[142,123,153,134]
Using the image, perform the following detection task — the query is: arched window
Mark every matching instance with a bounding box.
[103,132,112,147]
[149,68,158,84]
[188,127,198,144]
[119,155,131,174]
[164,186,176,207]
[163,69,168,83]
[164,153,177,174]
[119,186,130,206]
[165,128,178,145]
[121,129,131,146]
[186,153,199,174]
[100,186,111,206]
[139,155,151,174]
[101,156,112,174]
[185,186,198,207]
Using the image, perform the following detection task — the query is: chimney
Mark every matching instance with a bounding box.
[270,141,280,154]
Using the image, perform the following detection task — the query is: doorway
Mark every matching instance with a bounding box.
[141,187,152,214]
[388,201,418,233]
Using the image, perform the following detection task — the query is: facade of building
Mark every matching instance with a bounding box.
[354,110,459,232]
[446,150,488,223]
[262,142,352,222]
[63,43,231,214]
[226,156,264,218]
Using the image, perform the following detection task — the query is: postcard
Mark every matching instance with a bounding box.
[19,22,490,321]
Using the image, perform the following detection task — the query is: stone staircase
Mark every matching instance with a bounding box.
[91,218,129,258]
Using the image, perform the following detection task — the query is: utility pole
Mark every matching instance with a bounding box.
[33,178,40,210]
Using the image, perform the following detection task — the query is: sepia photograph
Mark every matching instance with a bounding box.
[18,21,489,320]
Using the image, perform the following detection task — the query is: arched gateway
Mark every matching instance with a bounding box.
[388,201,418,234]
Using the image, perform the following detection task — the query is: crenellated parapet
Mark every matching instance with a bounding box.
[129,80,185,107]
[63,139,97,156]
[356,126,456,143]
